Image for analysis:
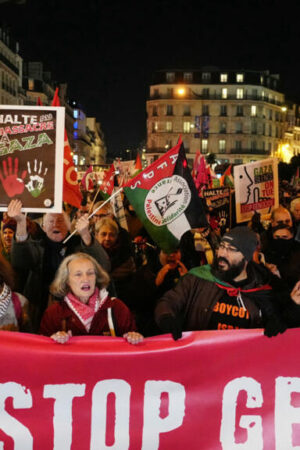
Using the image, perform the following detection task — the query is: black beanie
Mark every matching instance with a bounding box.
[221,227,258,261]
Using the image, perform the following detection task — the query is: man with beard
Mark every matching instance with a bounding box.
[155,227,300,339]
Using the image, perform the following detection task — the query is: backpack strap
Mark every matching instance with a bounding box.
[11,292,22,328]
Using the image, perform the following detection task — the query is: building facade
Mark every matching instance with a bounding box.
[147,68,290,164]
[0,27,22,105]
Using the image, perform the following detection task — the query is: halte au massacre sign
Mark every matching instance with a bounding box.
[0,106,64,212]
[1,329,300,449]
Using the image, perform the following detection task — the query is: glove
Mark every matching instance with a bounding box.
[158,315,182,341]
[264,314,287,338]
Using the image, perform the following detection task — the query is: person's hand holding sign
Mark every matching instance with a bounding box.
[0,157,27,197]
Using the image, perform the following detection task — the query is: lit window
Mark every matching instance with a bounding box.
[28,78,34,90]
[183,72,193,82]
[166,72,175,82]
[251,105,257,117]
[219,140,226,152]
[154,122,158,131]
[73,110,78,119]
[236,88,244,99]
[74,131,78,139]
[221,88,228,99]
[202,140,208,153]
[166,121,172,132]
[260,76,264,85]
[220,73,228,82]
[236,73,244,83]
[183,122,191,133]
[73,121,78,130]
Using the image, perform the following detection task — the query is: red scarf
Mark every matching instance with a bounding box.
[64,287,108,331]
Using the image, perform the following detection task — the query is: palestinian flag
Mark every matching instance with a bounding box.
[99,164,115,199]
[124,142,208,252]
[220,165,234,188]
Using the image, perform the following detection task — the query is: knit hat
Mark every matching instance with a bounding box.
[221,227,258,261]
[2,219,16,233]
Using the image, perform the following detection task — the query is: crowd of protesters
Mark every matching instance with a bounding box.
[0,179,299,343]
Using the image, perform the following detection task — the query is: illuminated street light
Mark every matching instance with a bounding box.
[281,106,287,112]
[177,87,185,96]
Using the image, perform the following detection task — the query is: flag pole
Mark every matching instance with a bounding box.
[63,187,123,244]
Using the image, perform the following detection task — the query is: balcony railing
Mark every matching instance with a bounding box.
[230,149,269,155]
[149,91,283,106]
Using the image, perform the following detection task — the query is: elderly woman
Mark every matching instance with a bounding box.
[39,253,142,344]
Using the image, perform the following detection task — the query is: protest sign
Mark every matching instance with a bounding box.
[203,187,232,229]
[234,158,279,223]
[0,329,300,449]
[0,106,64,212]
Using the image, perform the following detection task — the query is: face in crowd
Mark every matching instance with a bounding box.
[1,227,14,253]
[291,200,300,223]
[92,203,114,225]
[43,213,70,242]
[67,257,96,304]
[159,249,182,269]
[96,225,118,250]
[271,208,293,228]
[213,241,247,282]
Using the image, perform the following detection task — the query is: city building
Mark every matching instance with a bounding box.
[0,26,22,105]
[72,104,107,167]
[146,68,292,165]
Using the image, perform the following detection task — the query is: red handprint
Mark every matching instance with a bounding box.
[0,157,27,197]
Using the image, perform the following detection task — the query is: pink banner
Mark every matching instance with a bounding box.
[0,329,300,449]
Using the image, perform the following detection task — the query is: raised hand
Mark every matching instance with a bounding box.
[0,157,27,197]
[7,199,24,222]
[25,159,48,198]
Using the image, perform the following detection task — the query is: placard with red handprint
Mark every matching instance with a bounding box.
[0,106,64,212]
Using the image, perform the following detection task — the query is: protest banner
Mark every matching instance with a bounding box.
[0,106,64,212]
[234,158,279,223]
[203,187,232,229]
[0,328,300,449]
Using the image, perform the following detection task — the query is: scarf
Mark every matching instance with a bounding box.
[0,283,12,319]
[64,287,109,331]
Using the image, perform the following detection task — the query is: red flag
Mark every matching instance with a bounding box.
[51,89,83,208]
[192,150,202,181]
[81,166,94,192]
[135,153,142,171]
[195,156,209,190]
[100,164,115,198]
[36,97,43,106]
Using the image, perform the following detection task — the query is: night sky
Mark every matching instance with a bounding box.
[1,0,300,158]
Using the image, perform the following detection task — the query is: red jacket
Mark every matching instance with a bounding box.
[39,296,136,337]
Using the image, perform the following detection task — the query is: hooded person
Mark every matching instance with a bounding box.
[155,226,300,339]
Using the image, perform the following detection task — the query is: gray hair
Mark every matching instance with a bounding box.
[50,252,110,298]
[95,217,119,235]
[290,198,300,213]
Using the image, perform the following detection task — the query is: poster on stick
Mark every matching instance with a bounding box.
[234,158,279,223]
[0,106,64,212]
[203,187,232,229]
[0,329,300,449]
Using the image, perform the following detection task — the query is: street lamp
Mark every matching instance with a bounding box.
[125,149,132,160]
